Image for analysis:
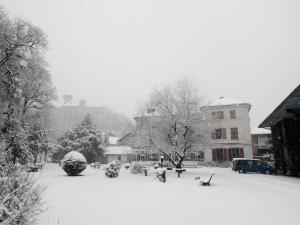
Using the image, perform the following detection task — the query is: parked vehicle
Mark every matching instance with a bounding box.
[232,158,275,174]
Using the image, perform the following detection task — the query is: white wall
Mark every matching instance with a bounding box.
[204,103,253,160]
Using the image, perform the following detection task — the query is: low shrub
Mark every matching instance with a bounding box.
[62,151,87,176]
[155,168,166,182]
[104,161,121,178]
[0,164,44,225]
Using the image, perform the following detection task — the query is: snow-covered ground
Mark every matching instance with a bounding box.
[38,163,300,225]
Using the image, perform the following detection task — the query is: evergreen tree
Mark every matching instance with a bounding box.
[55,114,105,163]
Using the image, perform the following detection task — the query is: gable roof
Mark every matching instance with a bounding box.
[259,85,300,128]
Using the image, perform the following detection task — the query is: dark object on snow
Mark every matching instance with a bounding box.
[199,173,215,186]
[175,168,186,178]
[156,169,166,182]
[194,176,201,180]
[125,165,130,170]
[35,163,44,170]
[144,169,148,176]
[259,84,300,176]
[62,151,87,176]
[26,166,39,172]
[233,158,274,174]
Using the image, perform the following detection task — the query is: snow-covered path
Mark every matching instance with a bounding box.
[38,163,300,225]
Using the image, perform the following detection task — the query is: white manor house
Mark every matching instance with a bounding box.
[109,97,252,163]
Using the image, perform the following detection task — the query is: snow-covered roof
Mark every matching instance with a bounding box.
[108,136,119,145]
[251,127,271,135]
[210,97,249,106]
[105,146,132,155]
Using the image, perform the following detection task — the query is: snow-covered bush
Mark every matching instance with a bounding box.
[104,160,121,178]
[130,162,145,174]
[62,151,87,176]
[0,164,44,224]
[155,169,166,182]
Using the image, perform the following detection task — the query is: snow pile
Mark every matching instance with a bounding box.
[104,161,121,178]
[62,151,87,176]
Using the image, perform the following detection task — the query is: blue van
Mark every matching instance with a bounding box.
[232,158,274,174]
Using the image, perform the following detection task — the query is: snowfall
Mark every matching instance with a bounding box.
[37,163,300,225]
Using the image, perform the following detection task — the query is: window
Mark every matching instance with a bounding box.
[231,128,239,140]
[212,149,226,161]
[255,161,262,166]
[230,110,236,119]
[186,151,204,161]
[212,128,227,139]
[227,148,243,161]
[215,148,244,161]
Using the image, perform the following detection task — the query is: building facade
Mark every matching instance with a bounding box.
[203,97,253,162]
[118,97,253,163]
[251,128,273,156]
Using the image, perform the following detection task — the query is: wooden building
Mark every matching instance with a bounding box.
[259,85,300,176]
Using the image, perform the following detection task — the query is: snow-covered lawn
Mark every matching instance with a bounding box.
[38,163,300,225]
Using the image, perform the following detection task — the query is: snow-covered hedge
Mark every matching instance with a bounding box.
[104,161,121,178]
[130,162,145,174]
[62,151,87,176]
[0,164,44,224]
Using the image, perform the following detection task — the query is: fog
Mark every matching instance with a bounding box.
[1,0,299,127]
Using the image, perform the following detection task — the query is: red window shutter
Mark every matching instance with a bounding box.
[239,148,244,158]
[224,149,228,161]
[212,149,216,161]
[228,148,232,161]
[222,128,227,139]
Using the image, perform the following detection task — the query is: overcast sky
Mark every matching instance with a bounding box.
[1,0,299,128]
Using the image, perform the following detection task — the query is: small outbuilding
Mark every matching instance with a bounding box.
[259,85,300,176]
[105,146,132,162]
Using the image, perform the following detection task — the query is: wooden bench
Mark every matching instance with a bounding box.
[35,163,44,170]
[26,166,39,172]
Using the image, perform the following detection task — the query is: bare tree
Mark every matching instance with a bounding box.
[139,78,211,169]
